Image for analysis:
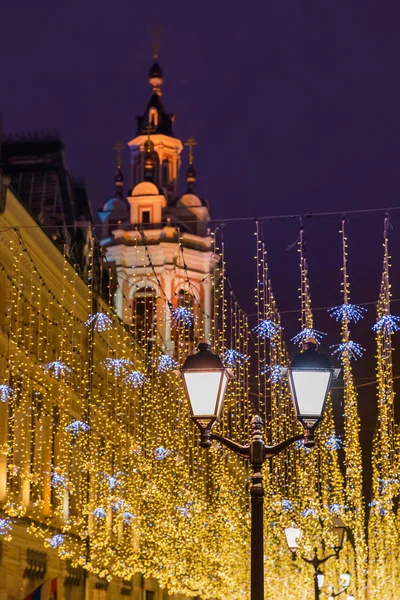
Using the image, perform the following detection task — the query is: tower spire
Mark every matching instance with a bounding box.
[113,141,124,198]
[149,26,163,96]
[184,137,197,193]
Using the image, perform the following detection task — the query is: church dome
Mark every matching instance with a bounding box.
[102,197,129,213]
[179,193,203,208]
[131,181,160,197]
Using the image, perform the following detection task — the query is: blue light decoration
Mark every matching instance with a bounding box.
[85,311,113,332]
[222,349,249,368]
[262,364,285,383]
[378,477,399,494]
[153,354,179,373]
[124,370,147,389]
[121,511,135,524]
[93,507,106,519]
[51,469,66,488]
[301,508,318,518]
[0,518,12,537]
[253,319,281,341]
[111,498,124,511]
[101,472,122,490]
[294,440,311,452]
[281,499,293,512]
[330,340,365,360]
[43,361,71,379]
[65,420,90,434]
[172,306,195,327]
[369,500,386,517]
[329,503,347,515]
[155,446,172,460]
[325,434,344,451]
[291,328,326,346]
[372,314,400,334]
[50,534,64,548]
[0,385,13,403]
[177,506,190,517]
[328,303,367,323]
[103,358,133,376]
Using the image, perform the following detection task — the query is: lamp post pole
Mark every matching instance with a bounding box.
[200,415,310,600]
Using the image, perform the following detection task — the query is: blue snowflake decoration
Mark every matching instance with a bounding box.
[328,304,367,323]
[153,354,179,373]
[103,358,133,376]
[253,319,281,341]
[51,470,66,488]
[44,361,71,379]
[291,328,326,346]
[330,503,347,515]
[222,349,249,368]
[111,498,124,511]
[262,364,285,383]
[121,511,135,524]
[65,420,90,434]
[85,311,113,332]
[0,385,13,403]
[101,472,122,490]
[0,518,12,537]
[331,341,365,360]
[301,508,318,518]
[325,434,344,451]
[372,314,400,334]
[369,500,386,516]
[93,507,106,519]
[124,370,147,389]
[294,440,311,452]
[172,306,196,327]
[50,534,64,548]
[177,506,189,517]
[155,446,172,460]
[281,499,293,512]
[378,477,399,494]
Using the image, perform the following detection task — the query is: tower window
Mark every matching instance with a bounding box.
[141,210,150,224]
[149,108,158,127]
[162,160,169,185]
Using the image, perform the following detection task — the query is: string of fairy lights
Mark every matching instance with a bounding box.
[0,207,399,598]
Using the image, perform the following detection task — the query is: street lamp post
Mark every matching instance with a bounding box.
[180,339,338,600]
[326,571,351,599]
[284,518,347,600]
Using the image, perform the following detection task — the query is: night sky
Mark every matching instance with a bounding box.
[2,0,400,487]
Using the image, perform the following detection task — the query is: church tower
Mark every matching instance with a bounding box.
[100,55,217,354]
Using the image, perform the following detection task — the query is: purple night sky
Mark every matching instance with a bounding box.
[2,1,400,455]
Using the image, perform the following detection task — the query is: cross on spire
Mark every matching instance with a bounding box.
[184,137,197,165]
[113,142,124,168]
[151,25,161,60]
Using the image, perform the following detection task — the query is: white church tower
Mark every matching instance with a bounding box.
[100,56,218,354]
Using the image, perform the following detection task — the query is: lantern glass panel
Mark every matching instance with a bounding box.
[284,527,302,552]
[290,370,331,417]
[184,371,223,418]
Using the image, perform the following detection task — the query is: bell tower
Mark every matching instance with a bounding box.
[127,55,183,202]
[101,54,217,355]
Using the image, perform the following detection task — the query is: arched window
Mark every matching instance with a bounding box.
[149,108,158,127]
[133,286,157,341]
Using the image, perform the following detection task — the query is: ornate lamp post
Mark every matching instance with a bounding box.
[284,517,347,600]
[181,339,338,600]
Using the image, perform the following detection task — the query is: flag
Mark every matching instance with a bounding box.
[25,578,57,600]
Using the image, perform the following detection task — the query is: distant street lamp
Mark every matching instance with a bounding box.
[284,517,347,600]
[326,571,351,599]
[181,339,338,600]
